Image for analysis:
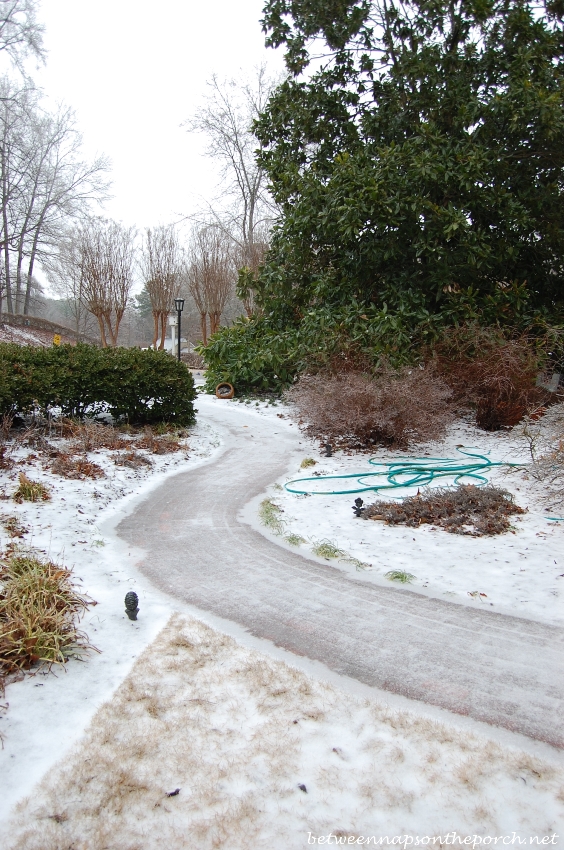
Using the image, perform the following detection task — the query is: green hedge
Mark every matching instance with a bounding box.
[0,343,197,425]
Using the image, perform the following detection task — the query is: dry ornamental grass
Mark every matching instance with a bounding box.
[13,473,50,503]
[361,484,526,536]
[0,551,96,673]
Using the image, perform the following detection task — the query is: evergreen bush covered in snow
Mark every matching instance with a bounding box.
[0,343,197,425]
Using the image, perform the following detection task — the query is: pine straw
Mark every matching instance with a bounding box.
[361,484,526,536]
[2,614,562,849]
[0,551,96,672]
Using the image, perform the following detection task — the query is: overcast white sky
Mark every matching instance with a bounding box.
[33,0,285,231]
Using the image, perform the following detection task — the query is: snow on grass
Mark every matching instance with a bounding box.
[0,416,222,820]
[0,393,562,843]
[2,613,562,850]
[254,412,563,626]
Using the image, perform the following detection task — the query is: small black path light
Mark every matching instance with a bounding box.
[125,591,139,620]
[352,497,364,518]
[174,297,185,362]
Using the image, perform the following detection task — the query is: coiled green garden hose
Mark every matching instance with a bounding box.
[284,447,523,498]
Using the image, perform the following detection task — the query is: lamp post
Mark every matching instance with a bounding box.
[174,298,184,362]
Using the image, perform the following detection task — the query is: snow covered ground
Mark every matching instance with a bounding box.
[0,393,563,845]
[2,613,563,849]
[246,403,564,627]
[0,323,76,346]
[0,414,223,821]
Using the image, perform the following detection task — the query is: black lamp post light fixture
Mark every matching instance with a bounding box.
[174,298,185,362]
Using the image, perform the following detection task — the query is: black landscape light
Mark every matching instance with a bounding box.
[324,443,333,457]
[124,591,139,620]
[352,497,364,518]
[174,298,185,362]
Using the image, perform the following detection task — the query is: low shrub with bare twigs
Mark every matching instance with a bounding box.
[134,432,182,454]
[2,420,187,481]
[182,351,205,369]
[361,484,526,535]
[114,450,152,469]
[515,402,564,507]
[0,551,96,673]
[285,366,453,449]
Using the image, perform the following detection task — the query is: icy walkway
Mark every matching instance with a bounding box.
[118,395,564,748]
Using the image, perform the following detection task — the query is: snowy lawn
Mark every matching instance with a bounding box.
[0,394,563,845]
[2,613,563,850]
[0,414,222,820]
[251,408,564,627]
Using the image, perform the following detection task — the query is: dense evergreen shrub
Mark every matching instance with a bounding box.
[0,344,197,425]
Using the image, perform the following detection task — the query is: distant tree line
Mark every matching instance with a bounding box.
[0,0,110,319]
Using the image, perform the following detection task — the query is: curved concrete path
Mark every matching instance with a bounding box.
[118,398,564,748]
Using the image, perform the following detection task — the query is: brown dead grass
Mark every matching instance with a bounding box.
[2,614,562,849]
[59,420,127,452]
[0,515,29,538]
[49,453,105,480]
[362,484,526,535]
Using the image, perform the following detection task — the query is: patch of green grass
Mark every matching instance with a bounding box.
[312,539,347,560]
[258,499,285,535]
[284,533,307,546]
[384,569,416,584]
[13,473,50,503]
[300,458,317,469]
[343,557,372,571]
[273,483,283,491]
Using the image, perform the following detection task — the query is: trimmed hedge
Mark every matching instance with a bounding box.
[0,343,197,425]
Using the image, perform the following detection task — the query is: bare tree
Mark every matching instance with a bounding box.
[79,218,136,347]
[186,224,233,344]
[0,0,45,72]
[45,230,94,338]
[184,256,209,346]
[235,219,270,317]
[141,224,181,349]
[16,107,109,314]
[0,77,110,317]
[0,75,33,315]
[185,66,277,312]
